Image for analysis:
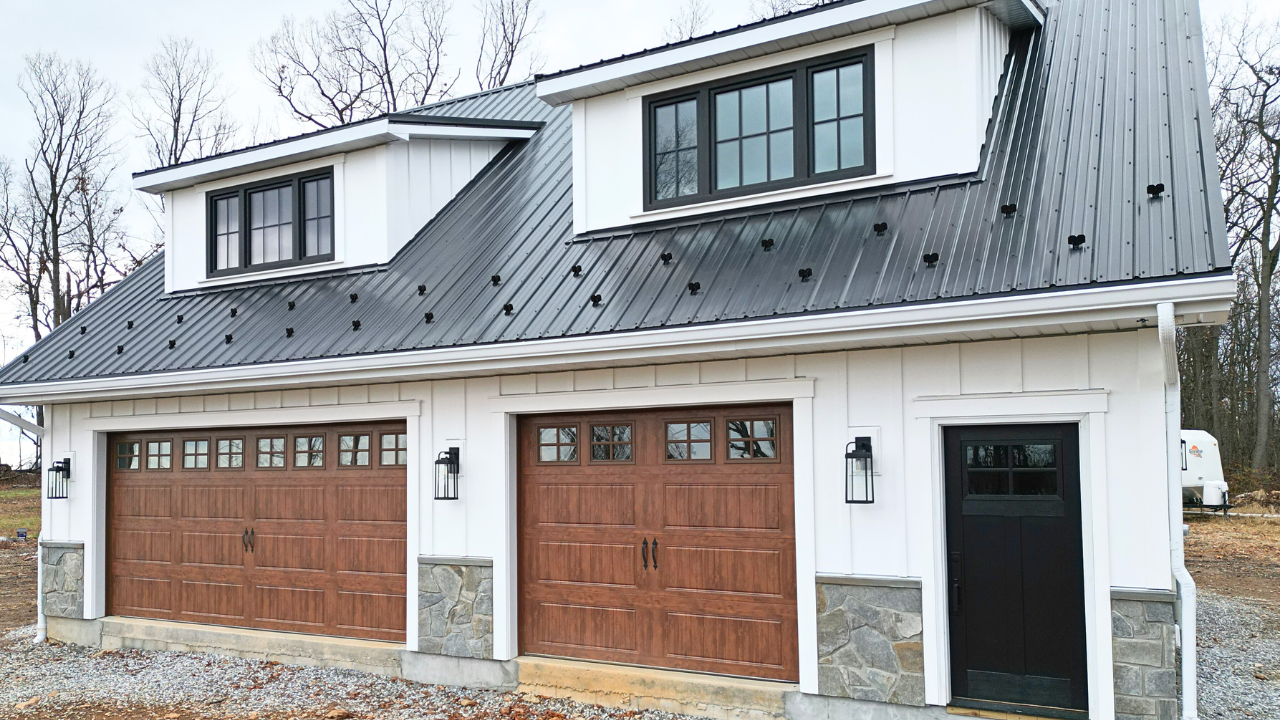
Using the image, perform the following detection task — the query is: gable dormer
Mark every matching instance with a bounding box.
[536,0,1042,234]
[133,114,540,293]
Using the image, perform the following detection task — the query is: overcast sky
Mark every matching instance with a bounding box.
[0,0,1264,465]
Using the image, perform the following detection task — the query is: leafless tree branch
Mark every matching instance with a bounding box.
[664,0,712,44]
[474,0,542,91]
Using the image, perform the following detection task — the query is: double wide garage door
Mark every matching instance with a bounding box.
[519,404,799,681]
[107,422,407,642]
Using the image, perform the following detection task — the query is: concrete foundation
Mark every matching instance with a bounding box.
[516,656,794,720]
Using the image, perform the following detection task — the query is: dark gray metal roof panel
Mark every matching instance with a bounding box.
[0,0,1231,388]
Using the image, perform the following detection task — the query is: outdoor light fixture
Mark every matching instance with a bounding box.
[845,437,874,504]
[434,447,460,500]
[47,457,71,500]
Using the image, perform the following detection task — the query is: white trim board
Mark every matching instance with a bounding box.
[535,0,1040,105]
[134,120,535,194]
[0,275,1235,405]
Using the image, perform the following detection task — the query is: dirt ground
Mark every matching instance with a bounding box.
[1186,512,1280,603]
[0,480,39,634]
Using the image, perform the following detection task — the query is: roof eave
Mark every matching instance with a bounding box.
[132,118,540,195]
[535,0,1043,106]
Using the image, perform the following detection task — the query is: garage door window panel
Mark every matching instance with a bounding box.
[727,418,779,461]
[182,439,210,470]
[294,435,325,468]
[338,434,371,467]
[380,433,408,466]
[216,438,245,469]
[257,437,286,468]
[590,424,634,463]
[537,425,580,464]
[116,442,141,471]
[665,421,713,462]
[147,441,173,470]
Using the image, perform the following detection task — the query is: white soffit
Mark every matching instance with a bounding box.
[132,118,539,194]
[535,0,1044,106]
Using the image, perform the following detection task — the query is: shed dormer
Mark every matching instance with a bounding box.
[134,114,541,293]
[536,0,1043,234]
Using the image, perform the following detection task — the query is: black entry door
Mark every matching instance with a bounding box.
[944,424,1088,716]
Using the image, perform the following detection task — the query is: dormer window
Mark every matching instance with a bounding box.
[207,168,335,277]
[643,46,875,211]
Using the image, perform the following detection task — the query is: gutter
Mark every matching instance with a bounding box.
[1158,302,1196,719]
[0,273,1236,406]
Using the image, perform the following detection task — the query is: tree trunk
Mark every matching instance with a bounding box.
[1252,256,1275,470]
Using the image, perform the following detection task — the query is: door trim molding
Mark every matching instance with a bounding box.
[914,391,1114,719]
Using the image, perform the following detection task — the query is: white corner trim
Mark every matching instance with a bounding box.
[912,389,1109,418]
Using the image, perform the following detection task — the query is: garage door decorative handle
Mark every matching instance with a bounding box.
[248,528,255,553]
[642,538,648,570]
[652,539,658,569]
[241,529,249,552]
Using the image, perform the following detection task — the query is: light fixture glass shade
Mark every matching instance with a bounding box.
[845,438,873,504]
[46,457,70,500]
[434,447,460,500]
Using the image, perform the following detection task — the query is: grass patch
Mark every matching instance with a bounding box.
[0,486,40,537]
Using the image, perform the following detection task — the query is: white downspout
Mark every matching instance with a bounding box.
[35,530,46,643]
[1158,302,1196,719]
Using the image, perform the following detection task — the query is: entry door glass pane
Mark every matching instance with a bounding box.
[965,442,1059,496]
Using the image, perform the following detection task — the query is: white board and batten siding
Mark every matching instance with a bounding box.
[572,7,1010,233]
[163,138,507,294]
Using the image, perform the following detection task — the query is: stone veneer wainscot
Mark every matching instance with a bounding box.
[1112,590,1179,720]
[418,556,494,659]
[815,576,925,706]
[40,541,85,620]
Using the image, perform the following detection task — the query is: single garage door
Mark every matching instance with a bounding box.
[518,404,798,681]
[107,421,408,642]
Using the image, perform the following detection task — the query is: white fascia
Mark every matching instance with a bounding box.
[133,120,537,195]
[0,274,1234,406]
[536,0,1042,105]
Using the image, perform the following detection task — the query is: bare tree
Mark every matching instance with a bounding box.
[131,37,238,170]
[664,0,712,43]
[474,0,542,90]
[20,53,121,333]
[0,159,46,342]
[254,0,457,129]
[1208,15,1280,471]
[750,0,823,22]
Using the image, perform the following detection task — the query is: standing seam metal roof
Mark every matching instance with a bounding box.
[0,0,1231,387]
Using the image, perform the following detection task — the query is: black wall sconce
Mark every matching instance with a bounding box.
[845,437,874,504]
[435,447,460,500]
[47,457,71,500]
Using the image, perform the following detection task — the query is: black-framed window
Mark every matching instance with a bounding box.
[207,168,334,277]
[644,46,875,211]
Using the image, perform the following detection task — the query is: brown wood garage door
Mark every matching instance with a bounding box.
[107,421,408,642]
[518,404,798,681]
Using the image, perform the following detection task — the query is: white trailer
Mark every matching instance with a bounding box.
[1182,429,1229,510]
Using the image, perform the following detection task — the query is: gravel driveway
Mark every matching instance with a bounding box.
[3,593,1279,719]
[0,625,693,720]
[1197,591,1280,719]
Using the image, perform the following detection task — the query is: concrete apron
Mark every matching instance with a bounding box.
[45,618,948,720]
